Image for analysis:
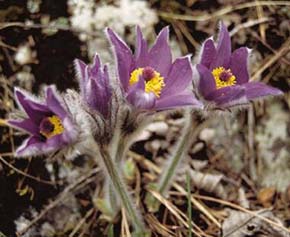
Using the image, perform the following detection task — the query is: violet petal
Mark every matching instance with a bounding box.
[205,85,246,107]
[244,82,283,100]
[135,26,149,68]
[200,38,216,69]
[74,58,87,84]
[127,90,156,110]
[148,26,172,77]
[45,86,67,119]
[156,91,203,110]
[16,136,43,157]
[15,88,51,124]
[106,28,134,92]
[161,56,193,97]
[8,119,39,135]
[196,64,216,97]
[210,22,231,69]
[229,47,249,84]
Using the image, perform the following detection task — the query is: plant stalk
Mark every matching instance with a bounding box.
[157,110,194,195]
[85,138,149,236]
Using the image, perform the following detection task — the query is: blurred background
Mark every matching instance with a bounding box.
[0,0,289,236]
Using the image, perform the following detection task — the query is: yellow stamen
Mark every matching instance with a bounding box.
[212,67,236,89]
[40,115,64,138]
[129,67,165,97]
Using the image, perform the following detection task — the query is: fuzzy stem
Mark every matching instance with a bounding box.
[116,117,152,163]
[85,139,149,236]
[100,149,148,236]
[157,110,194,195]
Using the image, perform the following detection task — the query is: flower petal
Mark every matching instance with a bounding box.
[244,82,283,100]
[135,26,149,68]
[88,64,112,116]
[156,91,203,110]
[8,118,39,134]
[16,136,43,157]
[61,117,78,143]
[106,28,134,92]
[200,38,216,69]
[161,56,193,97]
[14,88,51,124]
[127,90,156,110]
[196,64,216,97]
[210,22,231,69]
[91,54,101,75]
[74,58,87,83]
[15,118,77,157]
[148,26,172,77]
[45,86,67,119]
[229,47,249,84]
[205,85,247,108]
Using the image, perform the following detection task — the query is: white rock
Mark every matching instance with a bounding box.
[146,121,169,135]
[15,45,34,65]
[199,128,215,142]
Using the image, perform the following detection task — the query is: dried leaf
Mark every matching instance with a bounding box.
[189,170,227,199]
[222,209,289,237]
[257,187,276,208]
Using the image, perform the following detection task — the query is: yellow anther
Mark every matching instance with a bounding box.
[212,67,236,89]
[129,67,165,97]
[40,115,64,138]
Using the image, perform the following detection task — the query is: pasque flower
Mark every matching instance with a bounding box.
[9,86,77,156]
[74,54,112,118]
[106,26,202,110]
[196,22,283,109]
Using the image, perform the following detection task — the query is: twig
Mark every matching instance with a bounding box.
[249,31,290,67]
[192,194,290,234]
[148,189,205,237]
[121,208,132,237]
[0,39,17,51]
[229,17,271,36]
[251,38,290,81]
[158,1,290,22]
[255,0,266,41]
[0,155,57,186]
[0,22,99,37]
[131,151,221,230]
[186,171,192,237]
[69,208,95,237]
[16,167,100,236]
[247,105,256,181]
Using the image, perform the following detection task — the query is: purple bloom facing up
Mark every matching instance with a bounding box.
[74,54,112,118]
[196,22,283,109]
[106,26,202,111]
[8,86,77,157]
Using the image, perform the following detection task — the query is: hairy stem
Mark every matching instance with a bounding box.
[100,149,148,236]
[157,110,194,195]
[85,138,148,236]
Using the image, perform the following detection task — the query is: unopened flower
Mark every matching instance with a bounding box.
[9,86,78,156]
[106,26,202,111]
[196,22,283,109]
[74,54,112,118]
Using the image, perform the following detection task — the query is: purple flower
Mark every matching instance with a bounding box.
[74,54,112,117]
[196,22,283,109]
[106,26,202,111]
[8,86,77,157]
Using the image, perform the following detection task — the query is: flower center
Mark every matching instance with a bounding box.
[212,67,236,89]
[129,67,165,97]
[39,115,64,138]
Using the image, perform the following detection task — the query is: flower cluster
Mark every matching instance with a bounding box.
[8,22,282,156]
[7,22,284,236]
